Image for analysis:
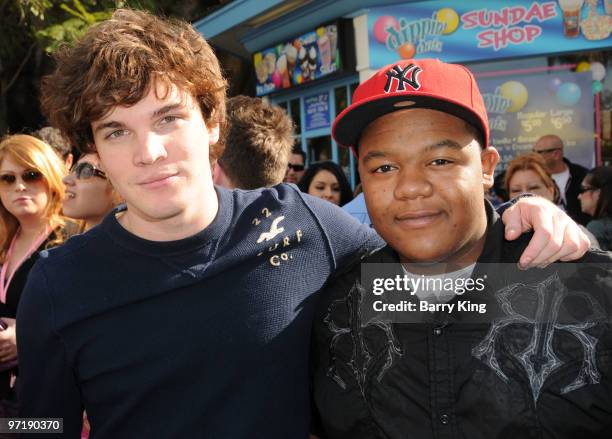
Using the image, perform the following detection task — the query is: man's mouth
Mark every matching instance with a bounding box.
[395,210,443,228]
[138,172,179,187]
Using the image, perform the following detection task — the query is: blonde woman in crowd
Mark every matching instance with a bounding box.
[0,134,71,418]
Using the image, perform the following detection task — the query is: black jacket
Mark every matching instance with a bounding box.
[311,203,612,439]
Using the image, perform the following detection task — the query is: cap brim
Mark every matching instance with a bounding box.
[333,93,487,148]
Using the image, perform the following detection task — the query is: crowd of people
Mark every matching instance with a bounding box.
[0,132,119,422]
[0,7,609,439]
[494,136,612,251]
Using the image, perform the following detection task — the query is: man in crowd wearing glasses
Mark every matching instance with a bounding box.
[534,134,590,225]
[285,145,306,184]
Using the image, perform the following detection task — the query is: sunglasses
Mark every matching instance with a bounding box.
[287,163,305,172]
[578,186,597,194]
[71,162,107,180]
[0,170,44,186]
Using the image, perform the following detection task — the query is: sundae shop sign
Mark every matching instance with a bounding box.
[253,20,355,96]
[368,0,612,68]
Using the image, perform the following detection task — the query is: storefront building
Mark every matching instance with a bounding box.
[196,0,612,187]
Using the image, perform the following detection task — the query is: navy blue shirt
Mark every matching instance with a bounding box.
[17,185,383,438]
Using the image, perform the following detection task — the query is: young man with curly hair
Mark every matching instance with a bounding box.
[17,9,589,438]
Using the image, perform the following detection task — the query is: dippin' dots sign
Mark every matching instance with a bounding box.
[376,1,558,57]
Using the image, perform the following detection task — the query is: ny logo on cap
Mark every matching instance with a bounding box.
[384,64,422,94]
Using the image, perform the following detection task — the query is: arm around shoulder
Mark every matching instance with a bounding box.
[16,263,83,438]
[302,193,384,271]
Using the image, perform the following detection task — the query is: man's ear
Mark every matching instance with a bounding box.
[212,162,234,189]
[212,161,221,184]
[208,123,220,145]
[481,146,500,189]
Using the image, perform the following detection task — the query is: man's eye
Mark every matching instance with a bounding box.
[430,159,453,166]
[374,164,395,173]
[107,130,128,140]
[160,115,178,124]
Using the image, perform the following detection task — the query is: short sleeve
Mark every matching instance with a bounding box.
[300,193,384,271]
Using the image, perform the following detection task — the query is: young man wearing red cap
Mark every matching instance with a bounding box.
[310,59,612,438]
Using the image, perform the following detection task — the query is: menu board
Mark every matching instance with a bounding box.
[478,71,595,173]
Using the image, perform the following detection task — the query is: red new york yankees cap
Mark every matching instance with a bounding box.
[332,58,489,150]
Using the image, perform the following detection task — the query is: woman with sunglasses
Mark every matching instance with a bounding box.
[63,155,119,439]
[63,153,121,232]
[0,134,71,416]
[579,166,612,251]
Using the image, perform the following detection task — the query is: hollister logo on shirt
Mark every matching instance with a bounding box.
[252,208,303,267]
[384,64,422,94]
[257,216,285,243]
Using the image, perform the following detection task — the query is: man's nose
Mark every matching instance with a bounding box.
[394,167,432,200]
[134,132,168,165]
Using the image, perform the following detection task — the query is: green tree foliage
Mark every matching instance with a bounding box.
[4,1,127,58]
[35,1,115,53]
[0,1,122,133]
[0,0,222,134]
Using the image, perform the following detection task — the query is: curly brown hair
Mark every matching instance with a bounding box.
[217,96,294,189]
[40,8,227,159]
